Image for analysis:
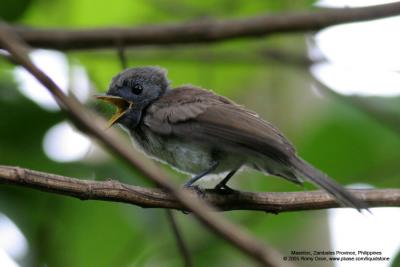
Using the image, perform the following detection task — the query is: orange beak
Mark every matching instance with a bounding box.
[95,95,133,128]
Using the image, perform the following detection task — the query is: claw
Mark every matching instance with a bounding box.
[214,184,237,195]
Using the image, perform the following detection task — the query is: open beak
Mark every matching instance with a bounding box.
[95,95,133,128]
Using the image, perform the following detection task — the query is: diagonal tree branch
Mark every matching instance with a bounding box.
[3,2,400,50]
[1,166,399,213]
[0,25,290,267]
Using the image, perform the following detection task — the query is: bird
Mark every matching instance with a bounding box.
[97,66,367,210]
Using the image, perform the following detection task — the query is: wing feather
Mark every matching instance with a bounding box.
[144,86,295,160]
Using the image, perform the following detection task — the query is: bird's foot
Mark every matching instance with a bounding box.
[213,184,237,195]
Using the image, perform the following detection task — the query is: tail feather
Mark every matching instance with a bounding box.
[290,157,368,211]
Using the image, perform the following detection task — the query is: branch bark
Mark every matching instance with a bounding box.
[4,2,400,50]
[0,25,289,267]
[1,166,399,213]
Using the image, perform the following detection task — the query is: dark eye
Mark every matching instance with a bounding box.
[131,83,143,95]
[121,80,143,95]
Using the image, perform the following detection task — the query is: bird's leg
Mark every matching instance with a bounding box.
[214,168,238,193]
[183,161,219,188]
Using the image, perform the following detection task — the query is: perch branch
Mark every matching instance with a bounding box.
[1,166,399,213]
[3,2,400,50]
[0,25,289,267]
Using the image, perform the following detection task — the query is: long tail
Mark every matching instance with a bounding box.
[290,156,368,211]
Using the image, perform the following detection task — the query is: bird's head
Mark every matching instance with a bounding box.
[96,66,169,129]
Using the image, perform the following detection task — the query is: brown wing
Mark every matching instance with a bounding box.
[144,86,295,160]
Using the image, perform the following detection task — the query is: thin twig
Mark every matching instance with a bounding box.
[0,165,398,212]
[3,2,400,50]
[116,40,128,69]
[0,25,288,267]
[166,210,193,267]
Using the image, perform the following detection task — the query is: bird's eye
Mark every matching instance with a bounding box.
[121,80,143,95]
[131,83,143,95]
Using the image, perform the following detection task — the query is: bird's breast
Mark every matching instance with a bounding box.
[128,126,217,174]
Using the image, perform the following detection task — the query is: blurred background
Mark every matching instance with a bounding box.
[0,0,399,266]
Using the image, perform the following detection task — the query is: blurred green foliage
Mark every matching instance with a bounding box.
[0,0,32,21]
[0,1,399,267]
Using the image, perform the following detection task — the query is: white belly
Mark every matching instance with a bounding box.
[164,141,214,174]
[128,126,242,175]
